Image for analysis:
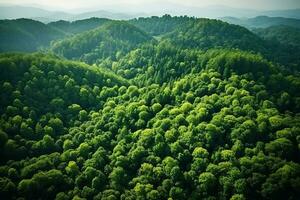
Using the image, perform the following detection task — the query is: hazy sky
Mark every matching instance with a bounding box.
[1,0,300,11]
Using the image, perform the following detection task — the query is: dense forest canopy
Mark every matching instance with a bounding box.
[163,18,267,52]
[48,18,112,35]
[0,18,66,52]
[51,21,154,64]
[0,14,300,200]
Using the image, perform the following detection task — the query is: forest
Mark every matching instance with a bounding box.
[0,14,300,200]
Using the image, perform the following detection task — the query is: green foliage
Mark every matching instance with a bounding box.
[164,18,267,52]
[51,21,153,64]
[0,15,300,200]
[254,25,300,68]
[130,14,194,36]
[48,18,111,34]
[0,18,65,52]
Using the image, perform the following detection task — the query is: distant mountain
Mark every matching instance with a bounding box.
[0,18,152,53]
[264,9,300,19]
[127,4,300,19]
[253,25,300,65]
[1,5,300,24]
[221,16,300,29]
[0,6,72,22]
[0,18,66,52]
[182,5,262,19]
[0,5,144,23]
[70,10,142,21]
[0,5,54,19]
[253,25,300,46]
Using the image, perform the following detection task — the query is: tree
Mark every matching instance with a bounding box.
[261,163,300,200]
[109,167,127,190]
[230,194,246,200]
[265,138,294,159]
[151,103,162,113]
[65,161,79,177]
[221,150,235,161]
[198,172,217,194]
[162,156,179,176]
[0,130,8,147]
[92,173,106,190]
[269,115,284,130]
[63,139,74,151]
[181,102,193,113]
[0,177,16,198]
[192,147,209,159]
[48,118,64,134]
[78,142,91,158]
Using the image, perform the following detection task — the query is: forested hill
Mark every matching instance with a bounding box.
[0,15,300,200]
[0,15,300,70]
[0,19,66,52]
[163,19,267,52]
[0,53,128,119]
[221,16,300,29]
[48,18,112,35]
[51,21,154,64]
[129,15,195,36]
[0,18,115,53]
[253,25,300,47]
[252,25,300,68]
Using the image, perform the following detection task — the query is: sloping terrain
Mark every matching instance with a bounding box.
[0,15,300,200]
[51,21,154,64]
[221,16,300,29]
[0,19,66,52]
[253,25,300,47]
[164,18,267,52]
[48,18,111,34]
[129,14,194,36]
[252,25,300,68]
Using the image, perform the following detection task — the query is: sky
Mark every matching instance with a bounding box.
[1,0,300,12]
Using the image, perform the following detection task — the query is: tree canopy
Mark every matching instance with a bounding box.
[0,15,300,200]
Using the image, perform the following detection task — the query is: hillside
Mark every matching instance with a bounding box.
[0,52,128,159]
[1,51,300,200]
[130,15,195,36]
[0,18,112,53]
[253,25,300,47]
[252,25,300,68]
[48,18,111,34]
[0,15,300,200]
[51,21,154,64]
[0,53,128,115]
[163,18,267,53]
[0,19,66,52]
[103,42,273,85]
[0,16,298,71]
[0,6,142,23]
[221,16,300,29]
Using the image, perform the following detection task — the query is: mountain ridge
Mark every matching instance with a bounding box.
[221,15,300,29]
[1,5,300,23]
[0,14,300,200]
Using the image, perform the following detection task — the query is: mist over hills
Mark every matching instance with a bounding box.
[1,4,300,23]
[0,5,144,23]
[221,16,300,29]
